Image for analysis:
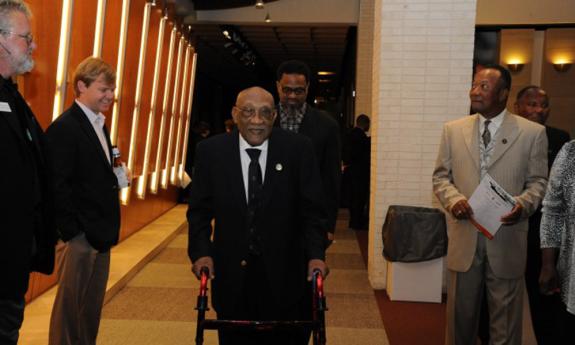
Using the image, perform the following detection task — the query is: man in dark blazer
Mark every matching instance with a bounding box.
[344,114,371,230]
[47,57,121,345]
[275,60,341,243]
[188,87,328,345]
[514,85,570,345]
[0,2,56,344]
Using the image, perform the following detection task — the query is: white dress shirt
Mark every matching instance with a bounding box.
[478,109,505,142]
[239,134,268,203]
[76,100,111,164]
[479,109,506,178]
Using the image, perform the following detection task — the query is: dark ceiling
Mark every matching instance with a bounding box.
[190,0,280,11]
[190,23,351,83]
[177,0,354,106]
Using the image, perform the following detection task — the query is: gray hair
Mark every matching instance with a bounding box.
[0,0,31,31]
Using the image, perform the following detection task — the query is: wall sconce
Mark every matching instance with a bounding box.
[507,63,524,73]
[264,12,271,23]
[553,62,572,72]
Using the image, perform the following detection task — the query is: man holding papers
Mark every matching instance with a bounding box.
[432,64,548,345]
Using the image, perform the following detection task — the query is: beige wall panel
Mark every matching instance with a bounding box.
[477,0,575,25]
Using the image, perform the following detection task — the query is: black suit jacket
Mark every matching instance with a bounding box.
[46,102,120,252]
[0,77,56,299]
[346,127,370,179]
[546,126,571,170]
[275,105,341,233]
[187,129,327,313]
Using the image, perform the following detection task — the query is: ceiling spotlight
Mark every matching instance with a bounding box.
[255,0,264,9]
[264,12,271,23]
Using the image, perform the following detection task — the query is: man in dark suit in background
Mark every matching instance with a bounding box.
[0,1,56,343]
[515,85,570,345]
[47,57,121,345]
[275,60,341,244]
[188,87,328,345]
[515,86,570,170]
[344,114,371,230]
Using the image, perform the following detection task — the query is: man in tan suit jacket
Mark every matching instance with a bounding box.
[432,64,548,345]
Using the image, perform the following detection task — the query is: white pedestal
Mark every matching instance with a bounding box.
[386,257,443,303]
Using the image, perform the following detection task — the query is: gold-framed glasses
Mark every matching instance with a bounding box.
[0,30,33,46]
[235,106,275,121]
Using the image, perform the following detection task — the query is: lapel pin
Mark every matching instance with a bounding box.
[502,139,507,144]
[275,163,283,171]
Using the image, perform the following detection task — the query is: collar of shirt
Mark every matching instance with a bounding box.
[239,134,268,201]
[239,133,268,169]
[75,99,111,164]
[479,108,505,136]
[1,76,18,95]
[75,99,106,128]
[0,76,9,90]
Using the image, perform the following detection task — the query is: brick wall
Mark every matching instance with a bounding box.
[366,0,477,288]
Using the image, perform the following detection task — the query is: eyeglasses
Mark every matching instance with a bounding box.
[281,86,306,96]
[0,30,34,46]
[235,106,275,121]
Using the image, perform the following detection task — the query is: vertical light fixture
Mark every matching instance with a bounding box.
[120,0,153,205]
[170,41,191,185]
[151,25,177,193]
[92,0,107,57]
[52,0,74,120]
[137,10,167,198]
[110,0,131,144]
[161,32,185,189]
[179,52,198,182]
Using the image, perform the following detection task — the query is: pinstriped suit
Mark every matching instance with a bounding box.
[433,111,548,345]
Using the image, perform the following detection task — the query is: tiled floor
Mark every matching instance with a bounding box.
[98,213,388,344]
[18,206,389,345]
[18,205,189,345]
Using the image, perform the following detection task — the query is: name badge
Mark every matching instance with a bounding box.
[0,102,12,112]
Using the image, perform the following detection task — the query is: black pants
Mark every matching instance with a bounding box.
[217,256,311,345]
[348,172,369,230]
[0,296,25,345]
[525,211,563,345]
[558,306,575,344]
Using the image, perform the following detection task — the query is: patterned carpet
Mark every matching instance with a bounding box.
[97,213,389,345]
